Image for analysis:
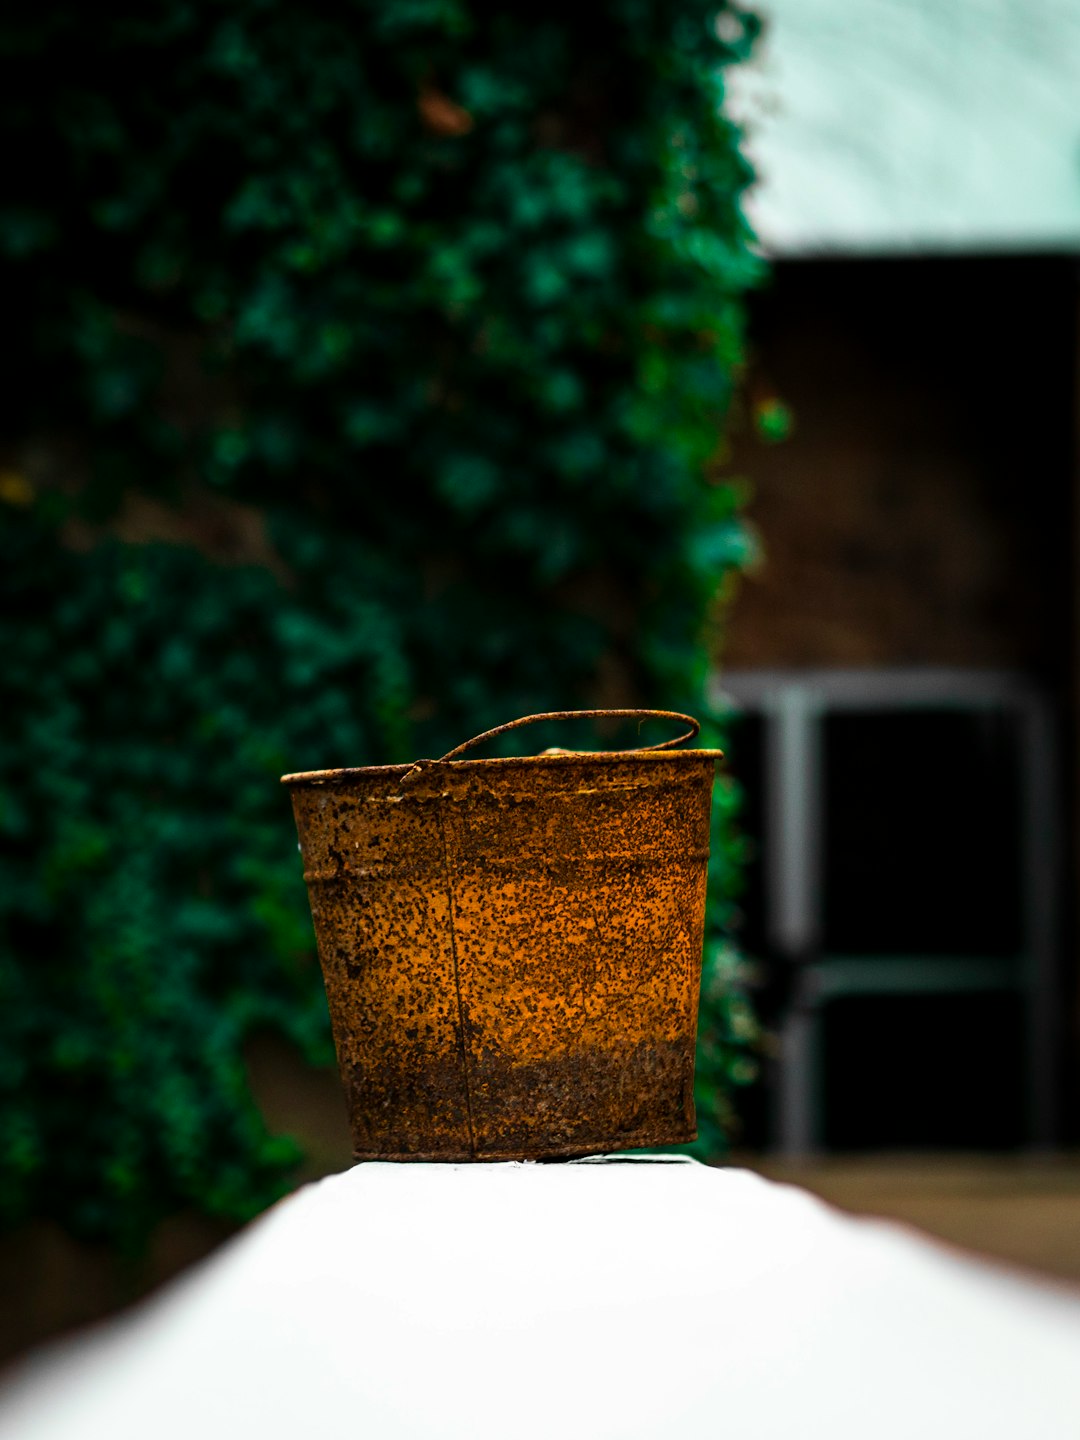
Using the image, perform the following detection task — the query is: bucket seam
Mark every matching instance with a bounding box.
[436,802,477,1158]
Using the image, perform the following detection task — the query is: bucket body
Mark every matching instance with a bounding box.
[284,738,718,1161]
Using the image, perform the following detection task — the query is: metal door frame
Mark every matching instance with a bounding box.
[711,668,1060,1155]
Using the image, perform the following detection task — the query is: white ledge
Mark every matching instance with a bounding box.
[2,1158,1080,1439]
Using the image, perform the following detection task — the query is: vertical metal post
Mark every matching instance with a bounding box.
[765,685,825,1156]
[1017,695,1059,1148]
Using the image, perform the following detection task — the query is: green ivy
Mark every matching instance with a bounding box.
[0,0,763,1245]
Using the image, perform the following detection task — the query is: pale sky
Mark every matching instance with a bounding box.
[728,0,1080,255]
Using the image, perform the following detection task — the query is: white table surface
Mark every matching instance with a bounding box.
[2,1157,1079,1440]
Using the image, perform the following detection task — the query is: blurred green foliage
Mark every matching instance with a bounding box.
[0,0,763,1245]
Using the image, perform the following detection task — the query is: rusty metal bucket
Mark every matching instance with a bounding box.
[282,709,721,1161]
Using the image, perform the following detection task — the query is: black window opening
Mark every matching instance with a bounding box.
[822,992,1026,1151]
[716,672,1058,1154]
[823,708,1023,960]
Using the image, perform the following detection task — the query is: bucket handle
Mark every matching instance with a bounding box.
[434,709,701,763]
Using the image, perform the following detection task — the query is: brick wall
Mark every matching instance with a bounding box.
[722,256,1076,679]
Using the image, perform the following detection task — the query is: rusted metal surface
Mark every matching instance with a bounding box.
[282,710,721,1162]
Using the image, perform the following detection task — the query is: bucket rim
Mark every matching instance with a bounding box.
[281,747,724,787]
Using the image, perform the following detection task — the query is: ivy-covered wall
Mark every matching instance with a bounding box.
[0,0,762,1247]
